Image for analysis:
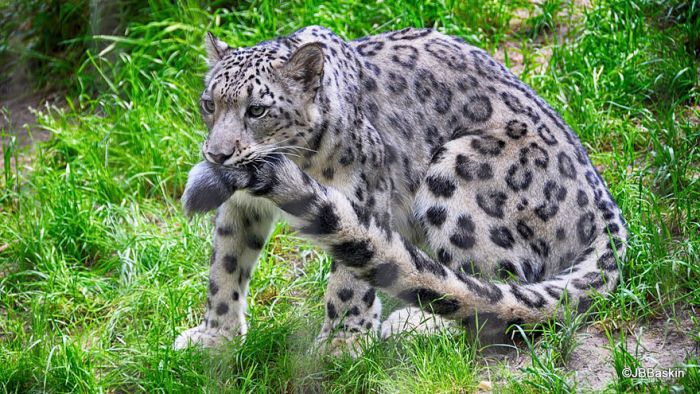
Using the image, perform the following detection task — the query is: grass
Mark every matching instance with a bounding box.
[1,0,699,392]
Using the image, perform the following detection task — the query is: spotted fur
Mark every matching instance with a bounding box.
[173,26,628,354]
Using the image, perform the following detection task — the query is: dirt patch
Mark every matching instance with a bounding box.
[494,0,593,77]
[482,312,698,391]
[0,54,63,167]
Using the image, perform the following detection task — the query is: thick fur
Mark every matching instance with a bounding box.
[174,26,628,352]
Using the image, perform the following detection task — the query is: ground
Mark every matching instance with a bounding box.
[0,0,698,392]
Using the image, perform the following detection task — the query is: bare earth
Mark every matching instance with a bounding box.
[483,312,698,391]
[0,60,61,167]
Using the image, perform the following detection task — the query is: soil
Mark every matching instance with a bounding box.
[0,56,62,167]
[481,311,698,391]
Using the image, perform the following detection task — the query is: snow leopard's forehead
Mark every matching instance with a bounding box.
[204,42,291,103]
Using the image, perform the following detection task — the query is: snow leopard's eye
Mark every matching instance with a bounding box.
[201,99,215,114]
[247,105,267,118]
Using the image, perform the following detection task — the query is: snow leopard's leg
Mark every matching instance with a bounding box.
[380,306,456,339]
[317,264,382,356]
[174,193,277,350]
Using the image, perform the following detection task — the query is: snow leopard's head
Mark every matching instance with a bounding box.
[199,32,325,167]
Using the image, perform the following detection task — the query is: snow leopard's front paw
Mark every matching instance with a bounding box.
[173,324,235,350]
[316,315,381,358]
[315,329,376,358]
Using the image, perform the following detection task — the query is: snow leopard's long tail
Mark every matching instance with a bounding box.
[184,158,626,330]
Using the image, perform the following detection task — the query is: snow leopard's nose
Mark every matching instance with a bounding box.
[207,151,233,164]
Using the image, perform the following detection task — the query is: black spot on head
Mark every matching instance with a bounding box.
[232,291,240,301]
[339,147,355,166]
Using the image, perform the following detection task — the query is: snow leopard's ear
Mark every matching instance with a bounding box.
[204,32,230,65]
[281,43,324,92]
